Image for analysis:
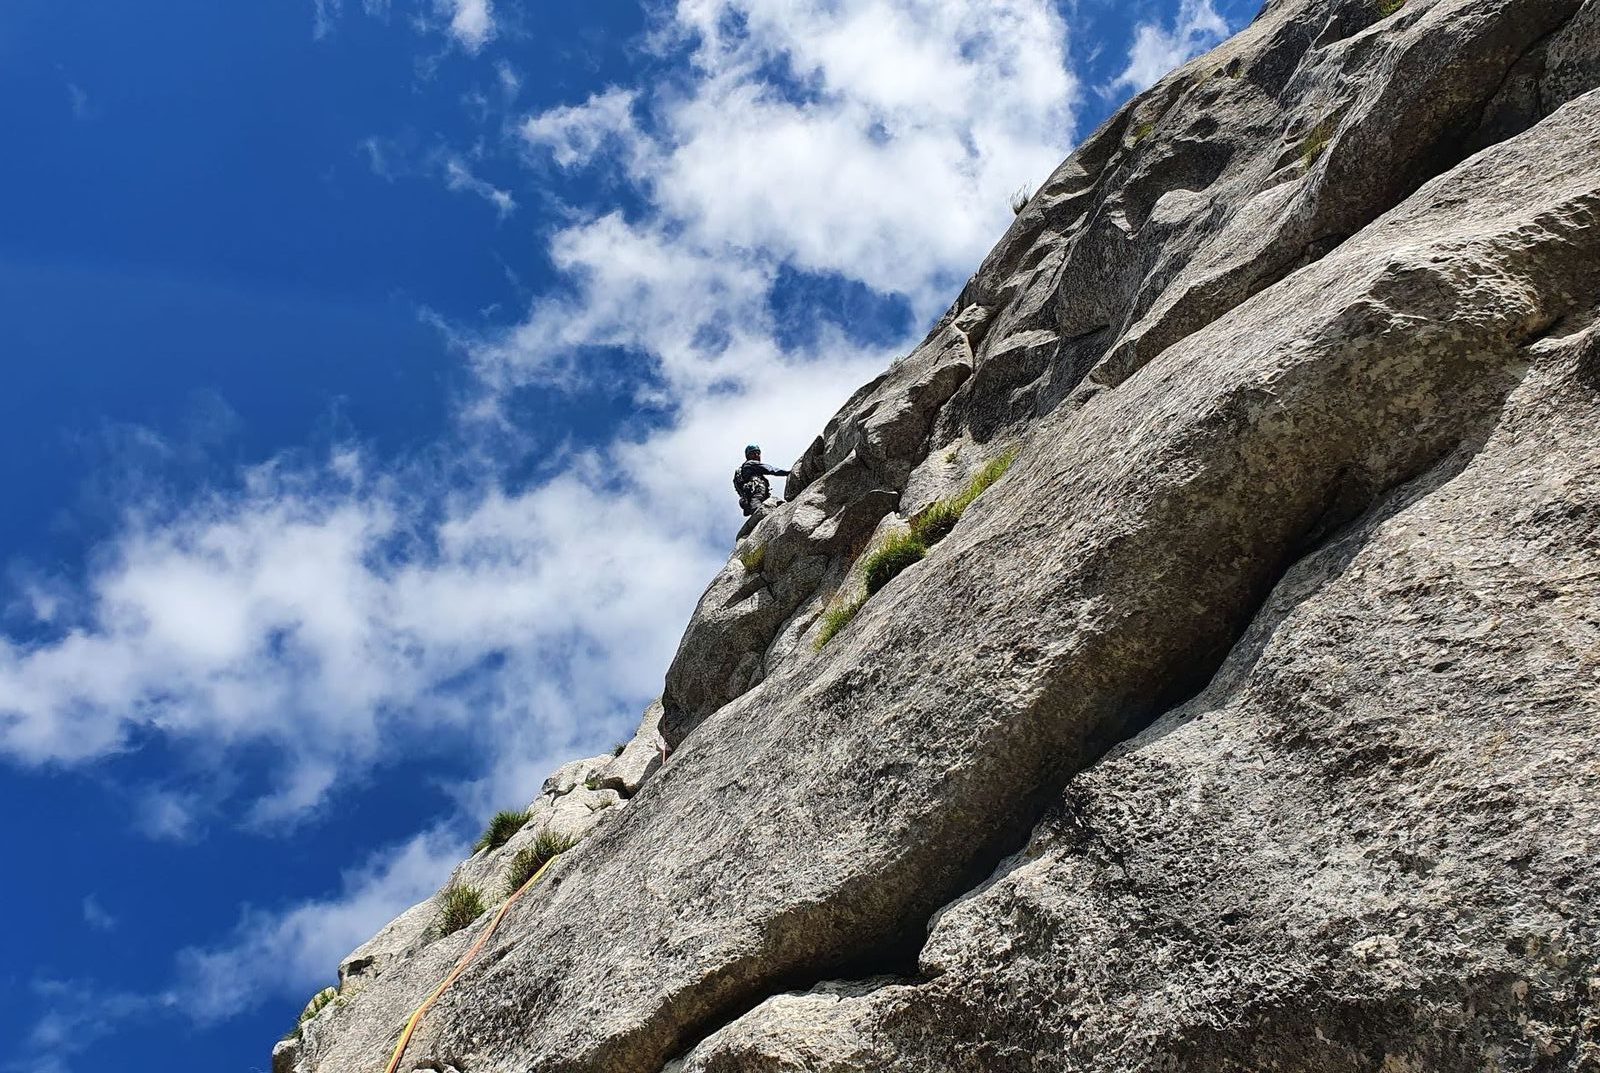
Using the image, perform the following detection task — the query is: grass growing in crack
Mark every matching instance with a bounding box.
[474,809,532,853]
[504,831,579,895]
[865,450,1020,594]
[814,593,867,650]
[957,450,1018,509]
[813,448,1020,651]
[1131,119,1156,144]
[914,448,1020,541]
[611,739,629,757]
[283,986,339,1042]
[1008,185,1032,215]
[1300,117,1339,168]
[301,986,338,1022]
[737,542,767,573]
[434,882,486,938]
[913,499,964,545]
[862,530,929,596]
[1375,0,1406,15]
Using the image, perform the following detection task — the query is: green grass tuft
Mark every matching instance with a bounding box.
[1131,119,1156,144]
[474,809,532,854]
[1375,0,1406,15]
[1300,117,1339,168]
[283,985,339,1042]
[815,448,1019,653]
[962,449,1018,505]
[862,530,928,596]
[912,499,964,545]
[504,830,579,895]
[611,740,628,758]
[814,594,866,650]
[434,882,486,938]
[300,986,338,1024]
[912,447,1019,542]
[737,542,767,573]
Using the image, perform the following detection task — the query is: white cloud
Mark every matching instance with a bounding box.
[174,827,463,1020]
[521,0,1079,309]
[14,829,464,1070]
[14,982,172,1073]
[439,0,494,50]
[134,790,206,843]
[1111,0,1231,93]
[443,156,516,217]
[311,0,340,39]
[473,210,776,392]
[360,136,397,181]
[81,896,117,932]
[0,1,1097,1042]
[495,61,521,101]
[521,88,639,170]
[0,439,729,820]
[66,83,91,120]
[315,0,476,45]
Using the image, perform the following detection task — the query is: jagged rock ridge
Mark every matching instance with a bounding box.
[278,1,1600,1071]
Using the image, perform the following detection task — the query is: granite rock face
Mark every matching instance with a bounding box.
[281,1,1600,1071]
[684,313,1600,1073]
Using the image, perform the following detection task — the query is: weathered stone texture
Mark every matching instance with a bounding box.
[280,1,1600,1071]
[685,315,1600,1073]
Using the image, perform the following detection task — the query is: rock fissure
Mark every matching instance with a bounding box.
[281,5,1600,1072]
[679,328,1600,1069]
[656,455,1471,1070]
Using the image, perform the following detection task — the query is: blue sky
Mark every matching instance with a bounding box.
[0,0,1261,1068]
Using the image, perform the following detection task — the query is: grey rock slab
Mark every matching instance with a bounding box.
[684,314,1600,1073]
[662,314,978,743]
[661,451,898,747]
[334,765,630,996]
[943,0,1592,428]
[896,438,978,520]
[538,755,611,799]
[541,785,624,842]
[658,0,1591,754]
[958,328,1062,442]
[336,896,439,991]
[287,86,1600,1073]
[1545,0,1600,109]
[594,701,665,796]
[823,329,973,488]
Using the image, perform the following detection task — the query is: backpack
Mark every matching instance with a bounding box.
[733,468,769,503]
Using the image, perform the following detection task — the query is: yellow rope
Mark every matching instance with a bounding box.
[382,853,561,1073]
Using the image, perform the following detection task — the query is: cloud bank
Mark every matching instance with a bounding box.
[5,0,1082,829]
[8,0,1092,1031]
[1111,0,1231,92]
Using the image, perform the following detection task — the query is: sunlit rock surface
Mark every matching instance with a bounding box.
[278,1,1600,1070]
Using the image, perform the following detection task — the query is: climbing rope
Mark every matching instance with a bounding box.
[382,853,561,1073]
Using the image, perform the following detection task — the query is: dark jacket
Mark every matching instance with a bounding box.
[734,459,789,496]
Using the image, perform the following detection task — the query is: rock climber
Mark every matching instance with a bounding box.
[734,444,790,517]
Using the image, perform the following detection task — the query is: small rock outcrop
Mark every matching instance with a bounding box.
[278,1,1600,1071]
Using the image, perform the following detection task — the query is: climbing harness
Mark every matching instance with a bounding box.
[381,853,563,1073]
